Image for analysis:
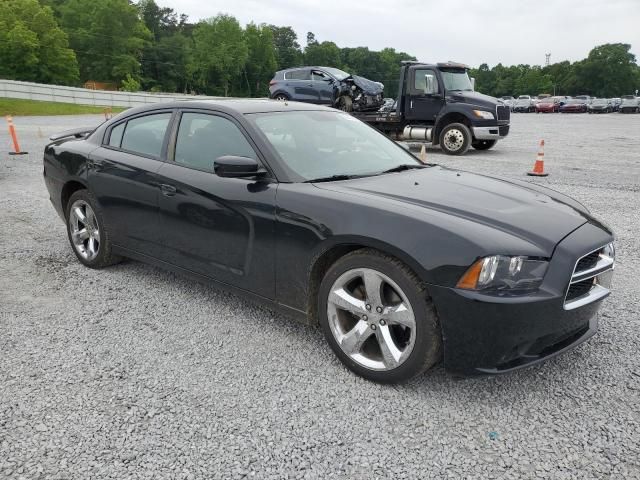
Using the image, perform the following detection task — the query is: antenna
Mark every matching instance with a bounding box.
[545,53,551,66]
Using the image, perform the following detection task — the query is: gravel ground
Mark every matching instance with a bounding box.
[1,112,639,479]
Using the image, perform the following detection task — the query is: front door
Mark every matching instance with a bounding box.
[284,68,319,103]
[405,67,445,123]
[155,111,277,298]
[311,69,335,105]
[88,111,173,255]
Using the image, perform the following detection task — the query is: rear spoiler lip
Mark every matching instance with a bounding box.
[49,127,98,142]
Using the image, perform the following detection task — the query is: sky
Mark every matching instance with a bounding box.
[159,0,639,67]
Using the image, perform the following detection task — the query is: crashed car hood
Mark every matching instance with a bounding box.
[350,75,384,96]
[314,167,593,254]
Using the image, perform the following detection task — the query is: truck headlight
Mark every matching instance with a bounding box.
[456,255,548,293]
[473,110,495,120]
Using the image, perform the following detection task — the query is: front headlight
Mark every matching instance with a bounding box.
[456,255,549,293]
[473,110,495,120]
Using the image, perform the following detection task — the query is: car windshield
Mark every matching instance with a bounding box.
[516,99,530,105]
[322,67,350,80]
[518,95,530,99]
[250,111,422,182]
[439,68,473,91]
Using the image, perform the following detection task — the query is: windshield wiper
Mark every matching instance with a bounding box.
[379,164,431,174]
[303,174,358,183]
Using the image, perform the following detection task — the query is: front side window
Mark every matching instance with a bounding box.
[174,113,257,171]
[413,68,438,93]
[120,113,172,157]
[251,111,420,182]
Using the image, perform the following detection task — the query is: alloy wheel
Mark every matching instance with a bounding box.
[326,268,416,371]
[69,199,100,261]
[443,129,465,152]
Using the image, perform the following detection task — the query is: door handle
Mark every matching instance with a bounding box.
[160,184,177,196]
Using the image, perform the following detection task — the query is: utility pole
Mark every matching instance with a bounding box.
[545,53,551,66]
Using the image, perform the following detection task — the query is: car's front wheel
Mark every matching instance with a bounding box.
[66,189,121,269]
[319,249,441,383]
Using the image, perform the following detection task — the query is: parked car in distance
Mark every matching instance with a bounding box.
[610,98,622,112]
[588,98,613,114]
[559,99,588,113]
[43,99,615,383]
[500,96,516,110]
[269,66,384,112]
[513,96,535,112]
[619,95,639,113]
[574,95,592,104]
[535,97,560,113]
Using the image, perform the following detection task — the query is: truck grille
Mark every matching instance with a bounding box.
[563,244,614,310]
[499,125,510,136]
[497,105,510,121]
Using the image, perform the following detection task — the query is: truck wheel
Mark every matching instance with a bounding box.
[336,95,353,112]
[439,123,471,156]
[472,139,497,151]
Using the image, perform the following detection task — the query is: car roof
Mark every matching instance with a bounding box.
[120,98,336,116]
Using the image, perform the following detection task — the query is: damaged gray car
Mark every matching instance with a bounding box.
[269,66,384,112]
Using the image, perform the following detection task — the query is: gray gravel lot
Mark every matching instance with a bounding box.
[1,112,639,479]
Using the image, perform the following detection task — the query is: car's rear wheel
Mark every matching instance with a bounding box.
[273,93,289,101]
[66,190,121,269]
[472,139,497,151]
[439,123,471,156]
[318,249,441,383]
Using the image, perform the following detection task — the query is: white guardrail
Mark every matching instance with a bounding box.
[0,79,223,108]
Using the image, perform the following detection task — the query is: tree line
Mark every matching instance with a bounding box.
[1,0,638,99]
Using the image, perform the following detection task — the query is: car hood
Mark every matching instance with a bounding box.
[446,90,499,109]
[314,167,592,255]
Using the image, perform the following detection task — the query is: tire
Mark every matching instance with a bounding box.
[337,95,353,112]
[65,189,121,269]
[318,249,441,383]
[472,139,497,151]
[272,93,289,101]
[439,122,471,156]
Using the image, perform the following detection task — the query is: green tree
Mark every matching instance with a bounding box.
[0,0,78,84]
[580,43,638,97]
[57,0,150,84]
[267,25,302,70]
[189,15,248,96]
[244,23,277,96]
[304,40,341,67]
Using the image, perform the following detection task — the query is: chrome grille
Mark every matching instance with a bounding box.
[564,244,615,310]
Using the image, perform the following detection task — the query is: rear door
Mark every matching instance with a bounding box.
[284,69,319,103]
[88,110,174,255]
[405,66,445,123]
[154,110,277,298]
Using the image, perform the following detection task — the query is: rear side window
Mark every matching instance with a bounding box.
[120,113,172,158]
[174,113,257,171]
[285,69,311,80]
[108,122,125,147]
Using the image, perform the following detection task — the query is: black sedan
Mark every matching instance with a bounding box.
[43,100,615,383]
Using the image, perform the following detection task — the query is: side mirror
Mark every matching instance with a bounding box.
[424,74,437,95]
[214,156,265,178]
[470,77,476,91]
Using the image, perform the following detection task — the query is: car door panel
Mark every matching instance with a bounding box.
[406,67,445,122]
[156,111,277,298]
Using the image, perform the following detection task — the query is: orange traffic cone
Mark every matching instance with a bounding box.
[527,139,548,177]
[6,116,28,156]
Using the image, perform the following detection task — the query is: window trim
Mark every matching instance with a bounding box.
[102,109,176,161]
[167,109,274,177]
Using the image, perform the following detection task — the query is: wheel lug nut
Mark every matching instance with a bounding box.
[370,324,377,330]
[379,319,386,326]
[365,304,371,311]
[362,315,368,321]
[376,306,383,313]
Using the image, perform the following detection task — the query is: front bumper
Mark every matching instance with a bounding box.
[472,125,510,140]
[430,221,614,375]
